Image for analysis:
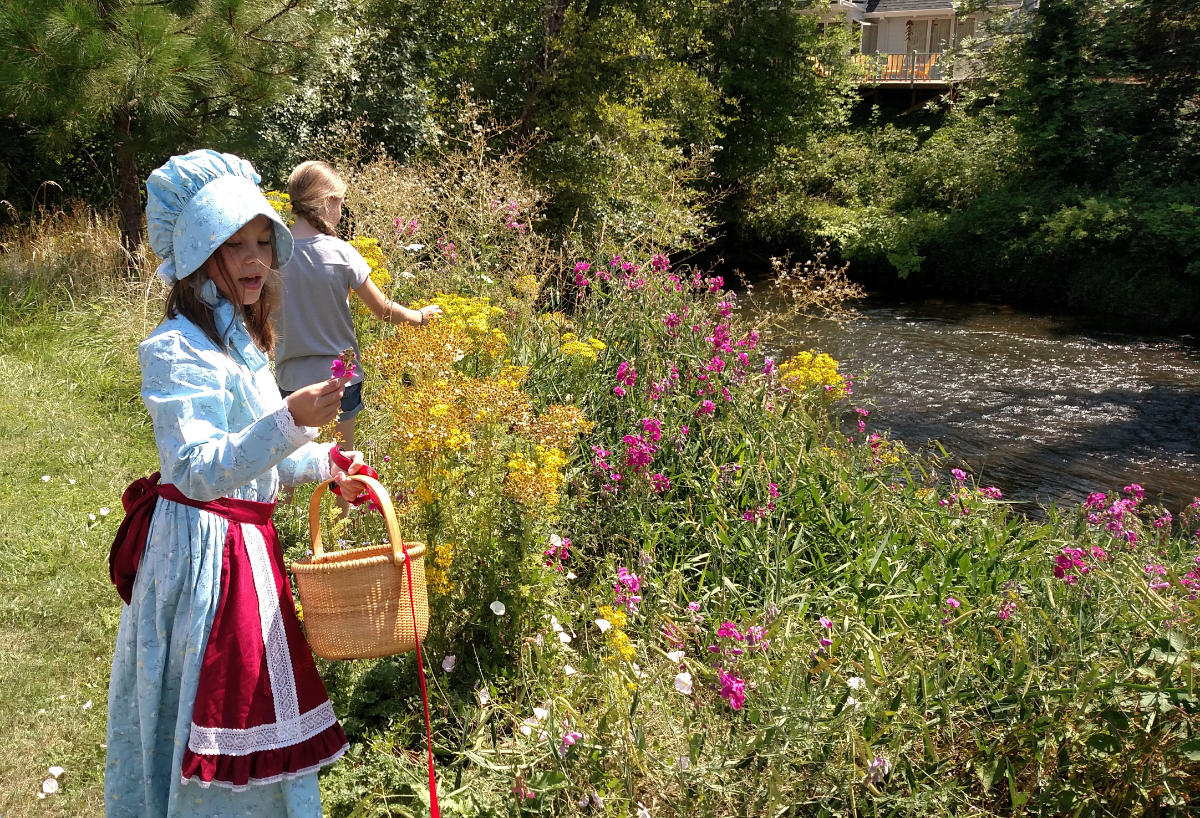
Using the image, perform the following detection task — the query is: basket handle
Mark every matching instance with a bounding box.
[308,474,406,563]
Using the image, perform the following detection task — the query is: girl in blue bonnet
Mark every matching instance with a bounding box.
[106,149,366,816]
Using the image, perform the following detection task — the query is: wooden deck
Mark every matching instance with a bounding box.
[852,53,951,85]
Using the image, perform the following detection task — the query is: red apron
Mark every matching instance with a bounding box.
[110,475,348,789]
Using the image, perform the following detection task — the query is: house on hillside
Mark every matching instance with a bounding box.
[819,0,1032,86]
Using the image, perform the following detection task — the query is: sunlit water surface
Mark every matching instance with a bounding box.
[765,299,1200,513]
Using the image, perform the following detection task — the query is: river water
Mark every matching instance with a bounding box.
[768,299,1200,513]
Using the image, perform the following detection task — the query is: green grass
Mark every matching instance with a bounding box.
[0,301,156,816]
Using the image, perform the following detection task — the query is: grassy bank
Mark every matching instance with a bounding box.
[3,146,1200,816]
[0,294,157,815]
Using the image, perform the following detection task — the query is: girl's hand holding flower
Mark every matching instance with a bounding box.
[286,377,348,427]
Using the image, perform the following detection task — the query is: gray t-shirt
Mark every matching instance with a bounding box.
[275,234,371,391]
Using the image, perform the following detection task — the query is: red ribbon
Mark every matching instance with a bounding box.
[329,445,379,506]
[108,474,276,604]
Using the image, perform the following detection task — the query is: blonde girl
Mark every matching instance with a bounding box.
[275,160,440,448]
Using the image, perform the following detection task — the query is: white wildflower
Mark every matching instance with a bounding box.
[441,655,456,673]
[666,650,685,663]
[489,600,506,616]
[41,778,59,794]
[673,672,693,695]
[594,618,611,633]
[847,676,866,690]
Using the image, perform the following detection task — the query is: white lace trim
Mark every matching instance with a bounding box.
[243,523,301,728]
[316,450,333,482]
[180,741,349,791]
[272,404,318,447]
[187,700,338,757]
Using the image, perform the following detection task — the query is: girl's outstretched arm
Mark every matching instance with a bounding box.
[353,277,441,326]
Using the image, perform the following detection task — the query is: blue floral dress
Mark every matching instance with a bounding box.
[106,287,337,817]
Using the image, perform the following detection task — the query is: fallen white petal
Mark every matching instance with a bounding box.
[68,479,76,485]
[404,243,425,252]
[41,475,51,482]
[99,507,110,516]
[82,700,92,710]
[519,723,532,737]
[566,571,577,580]
[550,616,563,632]
[558,631,572,644]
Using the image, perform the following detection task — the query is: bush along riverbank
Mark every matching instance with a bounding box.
[3,139,1199,816]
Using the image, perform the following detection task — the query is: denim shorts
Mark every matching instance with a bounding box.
[279,380,364,421]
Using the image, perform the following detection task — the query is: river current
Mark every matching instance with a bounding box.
[768,299,1200,513]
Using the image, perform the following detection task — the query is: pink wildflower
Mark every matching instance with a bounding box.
[716,668,746,710]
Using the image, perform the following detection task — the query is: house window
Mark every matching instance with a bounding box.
[861,22,878,53]
[930,18,951,53]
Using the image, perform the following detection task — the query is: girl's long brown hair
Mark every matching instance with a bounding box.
[288,160,345,236]
[165,244,280,353]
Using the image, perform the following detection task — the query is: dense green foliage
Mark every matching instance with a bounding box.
[744,0,1200,326]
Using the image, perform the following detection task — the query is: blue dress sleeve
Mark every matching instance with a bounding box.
[140,331,316,501]
[277,442,333,488]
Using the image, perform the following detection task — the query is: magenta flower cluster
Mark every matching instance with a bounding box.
[614,566,642,614]
[716,667,746,711]
[1053,545,1107,585]
[544,537,570,571]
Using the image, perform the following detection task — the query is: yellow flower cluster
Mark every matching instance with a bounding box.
[383,377,472,455]
[263,190,293,225]
[513,274,540,297]
[560,332,607,364]
[778,350,847,398]
[519,404,594,450]
[349,236,391,290]
[427,541,455,595]
[462,367,533,427]
[871,437,904,466]
[504,445,568,509]
[367,320,468,381]
[597,605,635,664]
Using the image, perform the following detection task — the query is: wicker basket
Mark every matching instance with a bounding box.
[291,475,429,660]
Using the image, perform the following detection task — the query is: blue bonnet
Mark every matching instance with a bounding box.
[146,149,294,285]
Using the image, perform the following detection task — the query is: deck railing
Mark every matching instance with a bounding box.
[853,52,947,83]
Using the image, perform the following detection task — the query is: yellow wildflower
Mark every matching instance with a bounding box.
[778,350,847,398]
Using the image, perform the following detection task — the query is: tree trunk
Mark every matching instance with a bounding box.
[515,0,573,136]
[114,107,142,256]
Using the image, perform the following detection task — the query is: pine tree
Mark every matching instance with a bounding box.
[0,0,330,251]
